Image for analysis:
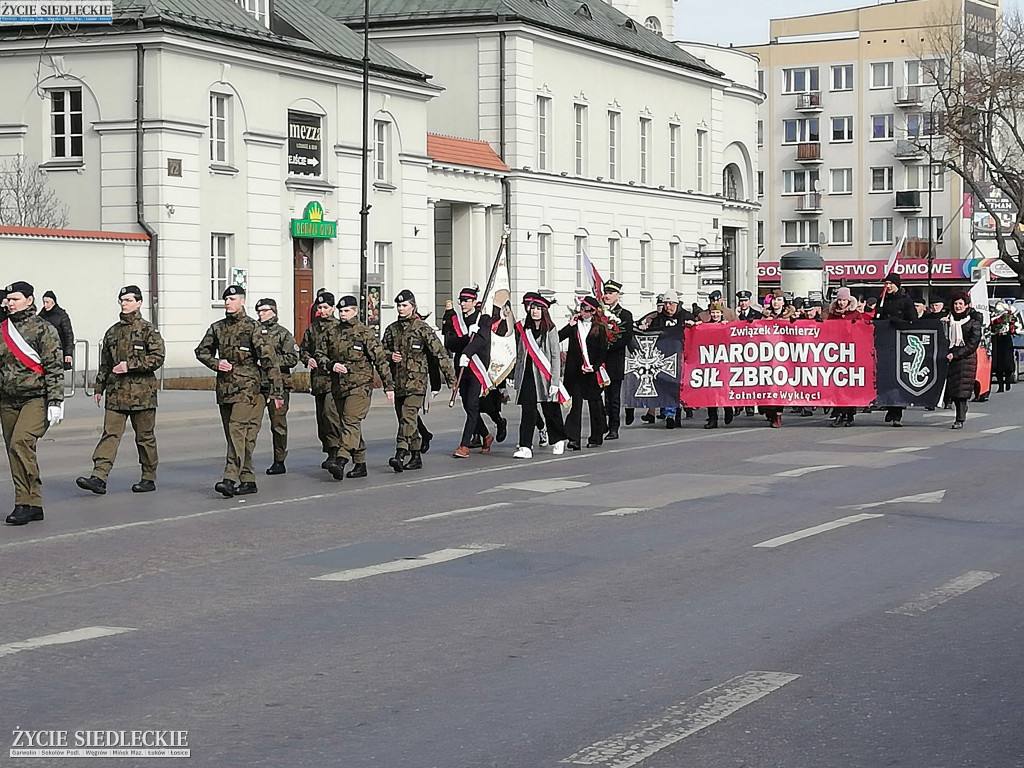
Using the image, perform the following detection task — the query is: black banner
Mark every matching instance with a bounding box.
[873,320,950,407]
[287,111,322,177]
[623,332,683,409]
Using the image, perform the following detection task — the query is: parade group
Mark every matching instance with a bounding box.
[0,269,1018,526]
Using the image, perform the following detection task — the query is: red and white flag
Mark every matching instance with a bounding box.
[884,233,907,275]
[581,248,604,297]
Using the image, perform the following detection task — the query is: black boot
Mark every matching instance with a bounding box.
[235,481,258,495]
[321,449,338,469]
[346,462,367,478]
[419,431,432,453]
[326,456,348,481]
[265,461,286,475]
[389,448,409,473]
[214,479,237,498]
[5,505,43,525]
[76,475,107,495]
[496,417,508,443]
[724,408,734,425]
[131,479,156,493]
[403,451,423,470]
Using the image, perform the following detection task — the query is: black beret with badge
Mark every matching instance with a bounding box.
[316,292,336,308]
[222,285,245,299]
[5,280,34,297]
[395,289,416,304]
[337,295,358,309]
[119,285,143,301]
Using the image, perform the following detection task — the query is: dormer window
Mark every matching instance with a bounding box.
[575,4,592,20]
[644,16,662,36]
[235,0,270,28]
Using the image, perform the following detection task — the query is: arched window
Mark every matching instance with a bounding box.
[644,16,662,36]
[723,164,743,200]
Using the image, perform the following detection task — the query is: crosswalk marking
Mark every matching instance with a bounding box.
[482,478,591,494]
[311,545,498,582]
[595,508,647,516]
[981,425,1020,434]
[0,627,136,659]
[753,514,884,548]
[886,446,929,453]
[844,489,945,511]
[887,571,1000,616]
[559,671,800,767]
[773,465,843,477]
[403,503,510,523]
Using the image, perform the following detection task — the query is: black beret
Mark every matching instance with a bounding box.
[709,290,723,301]
[395,289,416,304]
[603,280,623,293]
[315,292,335,308]
[5,280,34,297]
[337,295,358,309]
[255,298,277,311]
[222,285,245,299]
[119,285,143,301]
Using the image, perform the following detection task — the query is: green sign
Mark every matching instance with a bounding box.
[290,201,337,239]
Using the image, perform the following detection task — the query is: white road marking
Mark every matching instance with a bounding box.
[403,502,511,523]
[886,446,929,453]
[481,478,591,494]
[595,507,647,516]
[311,545,497,582]
[753,514,884,548]
[0,626,136,659]
[887,571,1000,616]
[922,410,985,419]
[843,489,946,510]
[773,465,843,477]
[559,671,800,767]
[981,425,1020,434]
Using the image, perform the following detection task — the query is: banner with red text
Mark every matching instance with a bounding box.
[682,320,877,408]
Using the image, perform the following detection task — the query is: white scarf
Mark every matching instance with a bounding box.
[948,313,968,348]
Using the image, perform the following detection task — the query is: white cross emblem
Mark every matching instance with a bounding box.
[625,335,678,397]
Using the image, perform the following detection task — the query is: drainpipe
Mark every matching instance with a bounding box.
[136,43,159,329]
[498,28,511,267]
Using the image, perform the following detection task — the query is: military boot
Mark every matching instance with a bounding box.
[214,479,237,498]
[389,448,409,473]
[321,449,338,470]
[403,451,423,470]
[326,456,348,481]
[346,462,367,478]
[76,476,107,495]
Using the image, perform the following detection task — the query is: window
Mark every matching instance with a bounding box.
[536,96,551,170]
[757,170,764,197]
[831,167,853,194]
[906,59,942,86]
[871,61,893,89]
[783,118,819,143]
[575,235,587,289]
[640,238,652,291]
[574,103,588,175]
[644,16,662,35]
[608,237,619,280]
[723,166,740,199]
[538,232,551,287]
[783,220,818,246]
[210,234,231,302]
[871,113,894,140]
[870,166,894,192]
[783,169,819,195]
[373,242,391,300]
[757,221,764,247]
[907,111,942,137]
[668,123,680,188]
[907,216,944,242]
[696,129,707,192]
[905,164,945,191]
[209,93,229,164]
[831,116,854,142]
[758,69,765,94]
[783,67,820,93]
[50,88,83,159]
[669,241,679,290]
[607,111,620,180]
[757,119,764,147]
[830,219,854,245]
[871,217,894,244]
[639,116,651,185]
[373,120,391,182]
[235,0,268,27]
[831,64,854,91]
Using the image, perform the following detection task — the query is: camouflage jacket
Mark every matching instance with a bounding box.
[94,310,166,411]
[0,307,64,405]
[258,316,299,394]
[313,318,395,396]
[299,315,338,395]
[382,315,456,396]
[194,311,283,403]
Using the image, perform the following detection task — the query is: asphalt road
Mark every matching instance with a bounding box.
[3,391,1024,767]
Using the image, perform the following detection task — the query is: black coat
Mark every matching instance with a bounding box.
[39,304,75,358]
[874,288,918,322]
[736,305,763,322]
[603,303,634,380]
[945,310,982,400]
[443,309,490,367]
[559,321,608,400]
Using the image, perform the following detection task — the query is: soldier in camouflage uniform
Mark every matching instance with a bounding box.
[382,290,456,472]
[254,298,299,476]
[1,281,65,526]
[300,291,342,470]
[313,295,395,481]
[195,285,284,498]
[75,285,165,496]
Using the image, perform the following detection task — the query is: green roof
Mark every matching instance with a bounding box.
[307,0,721,77]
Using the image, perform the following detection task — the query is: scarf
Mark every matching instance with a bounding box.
[948,310,970,348]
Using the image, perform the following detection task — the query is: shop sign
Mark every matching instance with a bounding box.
[290,201,336,239]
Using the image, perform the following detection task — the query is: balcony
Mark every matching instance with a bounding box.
[894,86,923,106]
[795,91,823,112]
[795,142,822,164]
[894,139,926,162]
[903,237,931,259]
[894,190,923,212]
[795,193,823,214]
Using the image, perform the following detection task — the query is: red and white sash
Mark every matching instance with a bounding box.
[576,323,611,388]
[1,318,43,374]
[516,322,570,405]
[453,311,492,391]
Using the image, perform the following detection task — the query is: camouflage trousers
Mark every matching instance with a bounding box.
[330,386,370,464]
[394,394,425,451]
[264,392,289,464]
[1,398,49,507]
[313,392,340,454]
[91,408,158,481]
[219,395,263,483]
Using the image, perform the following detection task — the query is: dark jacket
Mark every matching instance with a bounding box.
[443,309,491,368]
[646,308,690,341]
[603,302,634,380]
[945,309,982,400]
[39,303,75,360]
[736,305,763,322]
[559,320,608,400]
[874,288,918,322]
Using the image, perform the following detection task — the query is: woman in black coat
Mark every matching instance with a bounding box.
[559,295,609,449]
[943,291,982,429]
[39,290,75,369]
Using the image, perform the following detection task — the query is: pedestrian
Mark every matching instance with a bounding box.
[300,291,342,470]
[643,289,691,429]
[943,291,982,429]
[314,295,395,481]
[75,285,165,495]
[382,289,456,472]
[735,290,762,322]
[254,298,299,475]
[39,290,75,370]
[874,272,918,427]
[990,301,1017,393]
[825,287,863,427]
[560,295,609,449]
[513,292,568,458]
[195,285,284,498]
[444,286,493,458]
[600,279,634,438]
[924,296,948,320]
[1,281,64,525]
[700,303,734,429]
[761,293,795,427]
[697,289,738,322]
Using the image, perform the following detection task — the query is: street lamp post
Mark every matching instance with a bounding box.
[358,0,371,324]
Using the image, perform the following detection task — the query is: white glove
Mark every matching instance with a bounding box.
[548,384,559,397]
[459,355,470,368]
[47,403,65,427]
[468,324,479,335]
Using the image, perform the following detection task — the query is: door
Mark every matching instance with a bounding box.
[293,238,314,341]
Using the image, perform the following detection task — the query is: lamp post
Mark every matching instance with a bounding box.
[358,0,371,324]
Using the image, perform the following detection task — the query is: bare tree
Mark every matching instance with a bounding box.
[0,155,70,228]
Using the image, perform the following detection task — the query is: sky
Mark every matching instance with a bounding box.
[674,0,1024,47]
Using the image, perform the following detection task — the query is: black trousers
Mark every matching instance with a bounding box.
[953,399,968,422]
[459,375,488,446]
[565,382,606,444]
[480,388,503,425]
[517,370,566,448]
[603,378,623,431]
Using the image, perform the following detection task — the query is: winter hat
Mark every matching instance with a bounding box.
[836,286,852,301]
[883,272,902,287]
[43,290,57,302]
[949,290,971,305]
